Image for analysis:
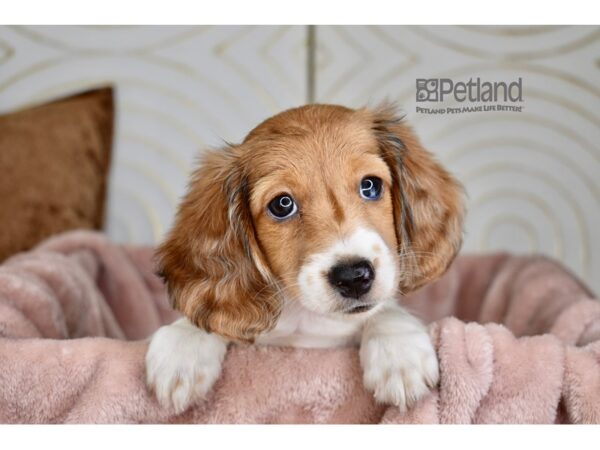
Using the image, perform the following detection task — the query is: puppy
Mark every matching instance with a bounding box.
[146,104,465,414]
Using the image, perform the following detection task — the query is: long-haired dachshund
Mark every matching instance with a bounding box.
[146,104,465,413]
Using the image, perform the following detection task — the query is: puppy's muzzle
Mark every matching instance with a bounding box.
[328,259,375,301]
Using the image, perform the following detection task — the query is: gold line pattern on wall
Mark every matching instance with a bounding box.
[0,25,307,247]
[314,25,600,293]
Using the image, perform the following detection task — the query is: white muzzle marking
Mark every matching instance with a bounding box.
[297,227,397,314]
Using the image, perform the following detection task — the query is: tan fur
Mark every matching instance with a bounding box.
[370,104,465,292]
[156,104,465,341]
[155,148,280,342]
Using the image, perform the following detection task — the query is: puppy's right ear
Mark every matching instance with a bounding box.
[155,147,281,342]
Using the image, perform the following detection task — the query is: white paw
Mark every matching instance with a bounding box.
[145,318,227,414]
[360,312,439,412]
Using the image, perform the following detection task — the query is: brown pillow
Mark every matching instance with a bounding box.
[0,87,114,261]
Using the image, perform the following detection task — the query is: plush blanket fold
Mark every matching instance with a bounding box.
[0,231,598,423]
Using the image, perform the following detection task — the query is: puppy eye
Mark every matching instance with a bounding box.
[267,194,298,220]
[359,176,383,200]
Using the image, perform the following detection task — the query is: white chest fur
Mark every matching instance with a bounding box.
[255,301,367,348]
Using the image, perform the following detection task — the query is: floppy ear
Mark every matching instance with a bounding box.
[155,146,281,342]
[372,104,465,293]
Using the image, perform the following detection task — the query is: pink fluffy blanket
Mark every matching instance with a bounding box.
[0,231,599,424]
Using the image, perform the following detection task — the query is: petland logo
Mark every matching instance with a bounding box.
[416,77,524,114]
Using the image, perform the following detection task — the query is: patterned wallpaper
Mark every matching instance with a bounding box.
[0,25,307,243]
[0,25,599,292]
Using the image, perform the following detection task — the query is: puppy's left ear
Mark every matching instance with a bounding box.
[371,104,465,293]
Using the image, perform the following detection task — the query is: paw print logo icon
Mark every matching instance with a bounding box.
[416,79,439,102]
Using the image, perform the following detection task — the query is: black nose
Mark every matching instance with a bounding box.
[328,259,375,299]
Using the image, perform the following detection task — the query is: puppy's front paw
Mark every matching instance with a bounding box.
[360,327,439,412]
[145,318,227,414]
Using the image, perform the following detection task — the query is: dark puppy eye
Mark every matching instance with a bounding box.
[267,194,298,220]
[359,176,383,200]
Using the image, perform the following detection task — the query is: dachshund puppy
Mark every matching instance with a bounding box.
[146,104,465,414]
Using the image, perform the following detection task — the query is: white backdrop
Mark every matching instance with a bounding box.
[0,25,598,292]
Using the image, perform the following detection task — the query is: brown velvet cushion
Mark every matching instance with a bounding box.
[0,87,114,261]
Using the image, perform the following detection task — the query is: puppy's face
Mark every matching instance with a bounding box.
[157,104,464,341]
[247,109,398,316]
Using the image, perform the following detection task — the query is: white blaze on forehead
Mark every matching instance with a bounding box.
[297,227,397,314]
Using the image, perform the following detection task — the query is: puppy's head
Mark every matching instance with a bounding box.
[157,104,465,342]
